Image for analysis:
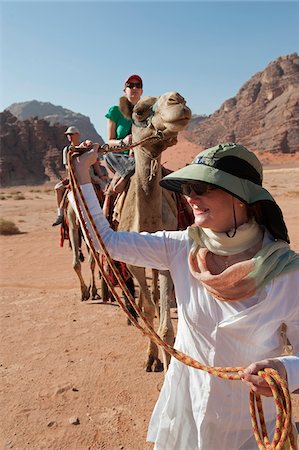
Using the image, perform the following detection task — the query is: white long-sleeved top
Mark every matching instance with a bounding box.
[70,184,299,450]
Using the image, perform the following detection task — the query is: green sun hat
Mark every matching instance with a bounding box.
[160,143,289,242]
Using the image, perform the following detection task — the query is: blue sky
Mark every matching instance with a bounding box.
[1,1,298,140]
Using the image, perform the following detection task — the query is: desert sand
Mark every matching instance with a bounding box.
[1,144,299,449]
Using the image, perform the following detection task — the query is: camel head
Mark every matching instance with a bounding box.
[119,92,192,151]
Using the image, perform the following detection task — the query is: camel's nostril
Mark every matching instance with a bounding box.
[168,93,186,106]
[168,98,179,105]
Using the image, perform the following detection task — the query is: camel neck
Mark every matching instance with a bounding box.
[118,144,177,233]
[134,147,162,194]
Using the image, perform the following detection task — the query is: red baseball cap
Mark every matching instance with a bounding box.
[124,74,143,87]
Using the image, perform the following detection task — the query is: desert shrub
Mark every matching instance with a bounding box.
[0,219,21,235]
[0,195,6,200]
[13,194,25,200]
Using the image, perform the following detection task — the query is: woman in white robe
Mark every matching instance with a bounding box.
[70,142,299,450]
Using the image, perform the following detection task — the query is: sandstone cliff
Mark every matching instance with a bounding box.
[0,112,68,187]
[184,53,299,153]
[1,54,298,187]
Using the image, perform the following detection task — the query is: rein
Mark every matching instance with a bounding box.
[99,129,165,154]
[77,130,166,182]
[68,151,296,450]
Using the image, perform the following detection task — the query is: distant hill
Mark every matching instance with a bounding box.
[0,111,71,186]
[183,53,299,153]
[5,100,104,144]
[1,101,105,187]
[1,54,298,187]
[187,114,208,131]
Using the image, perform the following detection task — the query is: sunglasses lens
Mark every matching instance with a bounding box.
[182,182,214,196]
[127,82,142,88]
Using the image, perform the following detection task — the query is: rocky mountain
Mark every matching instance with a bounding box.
[184,53,299,153]
[186,114,208,131]
[1,54,298,187]
[1,100,106,187]
[0,111,72,186]
[5,100,104,144]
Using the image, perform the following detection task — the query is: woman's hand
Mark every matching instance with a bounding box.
[122,134,132,145]
[73,145,99,185]
[79,139,94,149]
[238,358,287,397]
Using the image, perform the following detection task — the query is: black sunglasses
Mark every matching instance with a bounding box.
[181,182,216,196]
[126,82,142,89]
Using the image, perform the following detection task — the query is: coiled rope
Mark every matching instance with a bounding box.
[68,148,296,450]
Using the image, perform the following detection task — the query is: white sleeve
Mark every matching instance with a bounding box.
[68,183,186,271]
[276,356,299,393]
[62,146,68,166]
[276,272,299,393]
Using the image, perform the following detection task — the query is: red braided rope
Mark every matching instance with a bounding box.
[68,152,296,450]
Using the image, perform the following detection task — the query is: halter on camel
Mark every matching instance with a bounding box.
[68,142,296,450]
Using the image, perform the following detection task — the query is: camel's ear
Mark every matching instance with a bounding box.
[119,96,134,119]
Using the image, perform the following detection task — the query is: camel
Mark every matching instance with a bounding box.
[65,201,100,301]
[113,91,192,372]
[64,180,107,302]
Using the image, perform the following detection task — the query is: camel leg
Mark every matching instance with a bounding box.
[67,207,90,301]
[137,289,142,309]
[151,269,160,321]
[128,265,162,372]
[88,252,100,300]
[100,275,110,302]
[72,247,90,301]
[122,277,137,325]
[157,270,175,373]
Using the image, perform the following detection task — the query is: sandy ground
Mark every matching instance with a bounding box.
[1,156,299,449]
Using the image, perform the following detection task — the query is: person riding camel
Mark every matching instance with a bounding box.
[52,126,81,226]
[104,74,143,194]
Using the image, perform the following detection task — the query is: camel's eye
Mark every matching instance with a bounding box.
[132,97,157,126]
[136,109,145,117]
[135,106,150,118]
[134,97,157,119]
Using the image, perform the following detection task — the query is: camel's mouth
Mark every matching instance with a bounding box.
[175,117,190,124]
[168,117,190,130]
[167,106,192,129]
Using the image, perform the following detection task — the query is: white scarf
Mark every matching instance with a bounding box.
[187,220,299,301]
[188,219,264,256]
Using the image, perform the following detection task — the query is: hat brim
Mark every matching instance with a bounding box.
[125,74,143,86]
[160,164,275,205]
